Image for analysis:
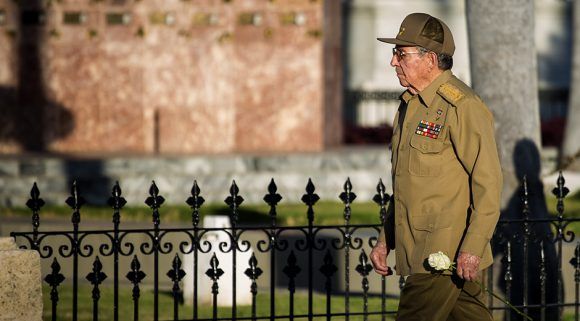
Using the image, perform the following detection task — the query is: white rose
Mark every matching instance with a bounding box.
[428,251,452,271]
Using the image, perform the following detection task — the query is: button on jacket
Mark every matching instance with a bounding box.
[379,70,502,276]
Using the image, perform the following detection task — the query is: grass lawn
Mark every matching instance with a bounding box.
[41,284,579,321]
[2,201,385,227]
[44,284,399,321]
[4,190,579,227]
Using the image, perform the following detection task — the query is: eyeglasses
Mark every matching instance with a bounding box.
[392,48,422,60]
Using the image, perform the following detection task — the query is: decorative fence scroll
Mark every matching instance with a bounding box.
[10,173,580,321]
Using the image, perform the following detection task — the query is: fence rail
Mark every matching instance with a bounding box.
[9,173,580,321]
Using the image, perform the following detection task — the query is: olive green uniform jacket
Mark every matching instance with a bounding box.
[379,70,502,276]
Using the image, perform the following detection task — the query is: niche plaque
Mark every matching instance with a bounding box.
[106,12,131,26]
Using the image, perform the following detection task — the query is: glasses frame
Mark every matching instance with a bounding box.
[392,47,423,60]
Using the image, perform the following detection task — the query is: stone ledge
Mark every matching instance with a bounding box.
[0,148,391,206]
[0,147,571,207]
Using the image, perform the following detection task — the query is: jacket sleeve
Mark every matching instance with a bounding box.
[449,96,502,258]
[378,196,396,249]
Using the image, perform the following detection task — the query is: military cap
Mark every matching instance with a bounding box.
[377,12,455,56]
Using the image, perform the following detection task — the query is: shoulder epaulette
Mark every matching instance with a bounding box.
[437,83,465,105]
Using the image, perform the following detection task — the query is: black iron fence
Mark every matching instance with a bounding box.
[9,173,580,321]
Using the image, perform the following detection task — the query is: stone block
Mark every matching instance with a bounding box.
[0,160,19,177]
[0,237,43,321]
[0,237,16,250]
[183,216,253,307]
[18,160,46,176]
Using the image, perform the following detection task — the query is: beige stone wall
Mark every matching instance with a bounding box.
[0,0,341,154]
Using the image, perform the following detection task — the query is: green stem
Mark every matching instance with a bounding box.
[444,266,532,321]
[475,280,532,321]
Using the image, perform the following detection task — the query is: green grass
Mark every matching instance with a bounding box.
[546,190,580,218]
[546,190,580,236]
[2,201,384,227]
[43,284,399,321]
[42,284,580,321]
[3,189,579,224]
[4,191,580,239]
[564,313,577,321]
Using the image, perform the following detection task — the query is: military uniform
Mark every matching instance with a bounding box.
[375,12,502,321]
[378,69,502,276]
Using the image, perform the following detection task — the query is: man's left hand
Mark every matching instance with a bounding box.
[456,251,481,281]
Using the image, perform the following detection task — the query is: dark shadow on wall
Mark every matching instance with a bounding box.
[0,1,74,153]
[494,139,560,321]
[63,160,111,206]
[0,3,113,207]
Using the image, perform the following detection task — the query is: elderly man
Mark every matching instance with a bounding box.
[370,13,502,321]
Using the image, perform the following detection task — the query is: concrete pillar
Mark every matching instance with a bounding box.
[0,237,43,321]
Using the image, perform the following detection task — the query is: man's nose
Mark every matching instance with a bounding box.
[390,55,398,67]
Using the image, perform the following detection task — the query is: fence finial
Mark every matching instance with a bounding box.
[373,179,390,224]
[108,181,126,226]
[186,180,205,228]
[27,182,45,214]
[552,171,569,218]
[86,256,107,286]
[225,180,244,227]
[571,242,580,283]
[245,253,263,282]
[27,182,44,250]
[45,258,65,319]
[339,177,356,223]
[319,250,337,279]
[145,181,165,228]
[301,178,319,223]
[263,178,282,227]
[66,180,85,225]
[283,251,301,294]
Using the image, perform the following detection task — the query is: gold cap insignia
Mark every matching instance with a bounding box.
[398,27,405,36]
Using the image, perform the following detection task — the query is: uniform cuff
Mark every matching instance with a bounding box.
[460,233,489,258]
[378,227,386,244]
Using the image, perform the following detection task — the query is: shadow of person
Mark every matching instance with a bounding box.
[494,139,560,321]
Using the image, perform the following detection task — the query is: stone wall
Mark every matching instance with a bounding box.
[0,147,567,207]
[0,147,392,206]
[0,0,342,154]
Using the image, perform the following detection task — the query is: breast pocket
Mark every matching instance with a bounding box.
[408,135,444,177]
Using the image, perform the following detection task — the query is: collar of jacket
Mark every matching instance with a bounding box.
[400,69,453,107]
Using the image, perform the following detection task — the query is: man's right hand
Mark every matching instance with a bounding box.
[370,241,393,276]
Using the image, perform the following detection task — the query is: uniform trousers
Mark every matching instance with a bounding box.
[396,272,494,321]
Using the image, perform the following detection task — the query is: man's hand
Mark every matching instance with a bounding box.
[456,251,481,281]
[370,241,393,276]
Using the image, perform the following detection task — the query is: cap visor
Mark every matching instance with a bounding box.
[377,37,417,46]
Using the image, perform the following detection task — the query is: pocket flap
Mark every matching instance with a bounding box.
[411,215,434,232]
[410,136,444,154]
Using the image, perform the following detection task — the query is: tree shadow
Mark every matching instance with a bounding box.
[0,1,74,153]
[0,4,116,206]
[495,139,560,321]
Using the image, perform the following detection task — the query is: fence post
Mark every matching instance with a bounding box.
[0,237,43,321]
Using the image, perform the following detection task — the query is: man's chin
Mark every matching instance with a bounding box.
[396,76,408,87]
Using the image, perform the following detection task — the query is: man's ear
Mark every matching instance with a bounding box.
[429,51,438,67]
